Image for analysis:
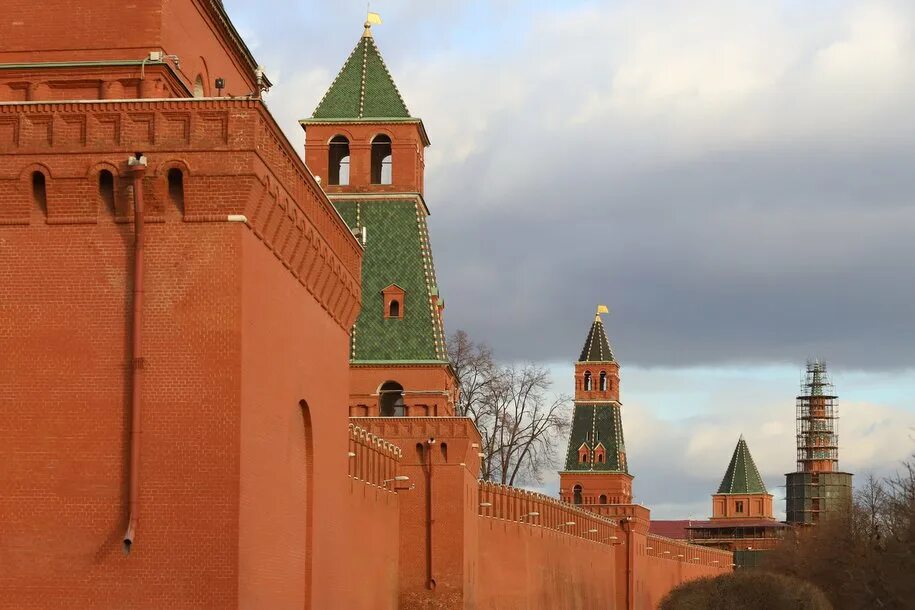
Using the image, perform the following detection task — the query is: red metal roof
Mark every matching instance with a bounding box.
[649,520,702,539]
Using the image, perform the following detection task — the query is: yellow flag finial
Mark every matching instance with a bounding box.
[595,304,609,321]
[364,11,382,37]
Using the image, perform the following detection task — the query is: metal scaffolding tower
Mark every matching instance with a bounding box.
[785,360,853,525]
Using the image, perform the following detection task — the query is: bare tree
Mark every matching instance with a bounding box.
[448,330,570,486]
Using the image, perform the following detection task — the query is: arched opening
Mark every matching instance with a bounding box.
[415,442,425,464]
[599,494,608,504]
[379,381,405,417]
[573,484,583,505]
[167,168,185,215]
[99,170,115,215]
[389,299,400,318]
[440,442,448,463]
[599,371,607,392]
[583,371,592,391]
[328,136,350,185]
[194,75,204,98]
[298,400,314,609]
[371,134,392,185]
[32,171,47,216]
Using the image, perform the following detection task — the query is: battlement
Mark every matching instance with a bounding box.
[348,422,403,489]
[0,98,362,329]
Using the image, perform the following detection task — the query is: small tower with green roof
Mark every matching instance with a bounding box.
[301,20,455,417]
[711,436,774,520]
[559,307,633,508]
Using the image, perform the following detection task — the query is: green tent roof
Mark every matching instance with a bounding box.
[718,436,768,494]
[579,315,614,363]
[563,403,628,473]
[333,198,446,362]
[312,28,411,120]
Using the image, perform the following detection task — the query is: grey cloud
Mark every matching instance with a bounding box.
[228,0,915,369]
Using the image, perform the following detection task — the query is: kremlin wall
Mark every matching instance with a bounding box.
[0,2,731,608]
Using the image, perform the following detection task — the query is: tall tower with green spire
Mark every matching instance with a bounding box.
[301,20,456,417]
[559,307,633,508]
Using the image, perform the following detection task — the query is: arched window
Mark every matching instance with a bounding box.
[599,494,608,504]
[371,134,392,185]
[194,75,205,98]
[99,170,115,215]
[583,371,592,391]
[167,168,185,214]
[599,371,607,392]
[379,381,405,417]
[573,485,583,505]
[328,136,350,186]
[32,171,47,216]
[389,299,400,318]
[441,442,448,463]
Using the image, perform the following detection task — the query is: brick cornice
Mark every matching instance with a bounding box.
[0,98,362,330]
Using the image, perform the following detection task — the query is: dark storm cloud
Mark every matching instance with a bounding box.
[431,139,915,368]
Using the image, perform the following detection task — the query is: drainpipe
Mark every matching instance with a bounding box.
[424,437,436,591]
[123,153,148,554]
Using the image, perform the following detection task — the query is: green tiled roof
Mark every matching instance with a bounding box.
[718,436,767,494]
[579,315,614,363]
[563,404,628,473]
[313,29,410,119]
[334,198,446,362]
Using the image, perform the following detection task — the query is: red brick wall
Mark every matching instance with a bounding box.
[0,219,243,608]
[0,0,257,99]
[476,520,617,609]
[237,227,353,608]
[0,96,364,609]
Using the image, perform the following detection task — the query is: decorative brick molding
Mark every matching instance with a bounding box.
[0,98,362,329]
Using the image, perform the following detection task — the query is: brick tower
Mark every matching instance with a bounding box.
[559,307,632,507]
[712,436,773,520]
[785,361,853,525]
[683,436,787,566]
[301,21,456,417]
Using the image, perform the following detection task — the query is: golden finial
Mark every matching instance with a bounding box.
[595,304,609,321]
[363,10,382,38]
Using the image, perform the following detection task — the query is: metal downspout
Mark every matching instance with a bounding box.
[123,153,147,554]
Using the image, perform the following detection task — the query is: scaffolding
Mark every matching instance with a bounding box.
[795,360,838,473]
[786,360,852,525]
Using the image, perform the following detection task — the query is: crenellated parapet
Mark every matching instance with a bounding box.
[646,533,733,569]
[478,480,621,544]
[347,422,403,489]
[0,98,362,329]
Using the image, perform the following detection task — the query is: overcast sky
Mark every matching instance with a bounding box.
[226,0,915,518]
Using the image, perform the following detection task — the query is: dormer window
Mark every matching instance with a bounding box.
[578,443,590,464]
[382,284,405,320]
[328,135,350,185]
[371,134,392,185]
[583,371,592,391]
[594,443,606,464]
